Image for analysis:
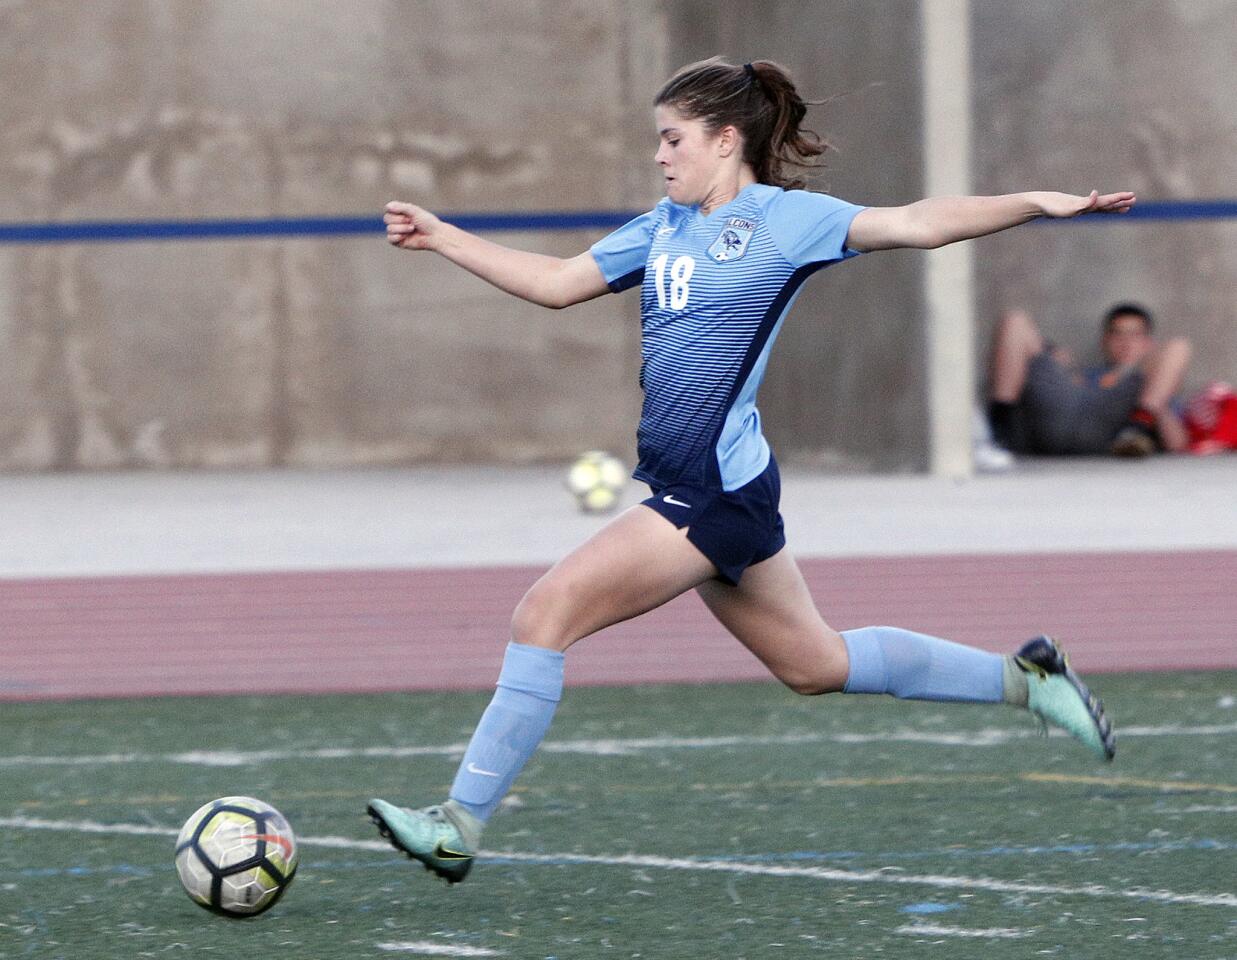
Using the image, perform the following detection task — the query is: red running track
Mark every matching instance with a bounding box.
[1,550,1234,701]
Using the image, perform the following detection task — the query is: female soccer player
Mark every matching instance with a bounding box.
[368,58,1126,883]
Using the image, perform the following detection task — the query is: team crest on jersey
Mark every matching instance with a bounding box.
[707,217,756,262]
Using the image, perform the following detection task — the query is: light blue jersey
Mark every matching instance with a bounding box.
[590,183,864,491]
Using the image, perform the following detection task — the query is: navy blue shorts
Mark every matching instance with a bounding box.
[642,458,786,586]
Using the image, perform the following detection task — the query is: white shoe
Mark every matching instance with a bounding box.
[971,407,1015,473]
[974,441,1015,473]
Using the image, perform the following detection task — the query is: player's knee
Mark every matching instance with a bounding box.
[785,677,829,696]
[510,581,571,650]
[777,668,836,697]
[509,590,551,647]
[775,641,849,696]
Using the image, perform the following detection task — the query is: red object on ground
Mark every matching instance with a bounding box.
[1,550,1234,701]
[1185,382,1237,454]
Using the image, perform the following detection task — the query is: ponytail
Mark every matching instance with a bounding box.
[655,57,829,190]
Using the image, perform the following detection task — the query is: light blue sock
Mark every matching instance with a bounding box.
[841,625,1004,703]
[449,641,564,823]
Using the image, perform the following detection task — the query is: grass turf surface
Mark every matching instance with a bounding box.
[2,670,1235,959]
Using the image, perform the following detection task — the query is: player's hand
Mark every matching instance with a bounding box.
[1037,190,1136,218]
[384,201,444,250]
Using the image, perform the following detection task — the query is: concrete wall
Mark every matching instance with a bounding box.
[1,1,1233,473]
[0,1,663,470]
[972,0,1237,385]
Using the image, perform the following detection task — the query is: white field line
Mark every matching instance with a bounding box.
[1160,805,1237,814]
[2,816,1235,909]
[2,722,1235,768]
[376,943,502,956]
[895,922,1030,939]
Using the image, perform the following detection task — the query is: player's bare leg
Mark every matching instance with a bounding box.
[510,503,719,653]
[698,547,1114,758]
[369,505,719,882]
[695,546,848,694]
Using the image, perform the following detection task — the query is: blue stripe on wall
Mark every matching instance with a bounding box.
[0,211,639,245]
[1052,199,1237,223]
[0,200,1234,245]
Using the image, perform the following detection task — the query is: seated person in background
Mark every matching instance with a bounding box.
[987,303,1192,457]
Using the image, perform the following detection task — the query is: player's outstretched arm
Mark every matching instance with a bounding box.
[846,190,1136,252]
[384,201,611,309]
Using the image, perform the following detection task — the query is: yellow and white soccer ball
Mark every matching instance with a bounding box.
[174,796,298,918]
[565,450,627,514]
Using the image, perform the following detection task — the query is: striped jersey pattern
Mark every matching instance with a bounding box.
[591,183,863,492]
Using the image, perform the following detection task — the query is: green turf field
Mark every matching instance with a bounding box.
[2,671,1235,959]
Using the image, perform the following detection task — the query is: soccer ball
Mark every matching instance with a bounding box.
[174,796,298,918]
[565,450,626,513]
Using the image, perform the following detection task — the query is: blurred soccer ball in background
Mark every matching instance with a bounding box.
[565,450,626,513]
[174,796,298,918]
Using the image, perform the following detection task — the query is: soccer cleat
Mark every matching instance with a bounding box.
[1016,636,1116,761]
[367,798,479,884]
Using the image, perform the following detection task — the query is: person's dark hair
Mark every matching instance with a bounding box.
[1102,302,1155,335]
[654,57,828,190]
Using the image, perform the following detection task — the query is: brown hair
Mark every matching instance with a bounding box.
[654,57,829,190]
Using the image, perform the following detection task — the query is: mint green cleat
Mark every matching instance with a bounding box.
[367,798,481,884]
[1016,636,1116,761]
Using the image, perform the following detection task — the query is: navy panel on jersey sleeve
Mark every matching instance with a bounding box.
[765,190,866,269]
[589,205,663,293]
